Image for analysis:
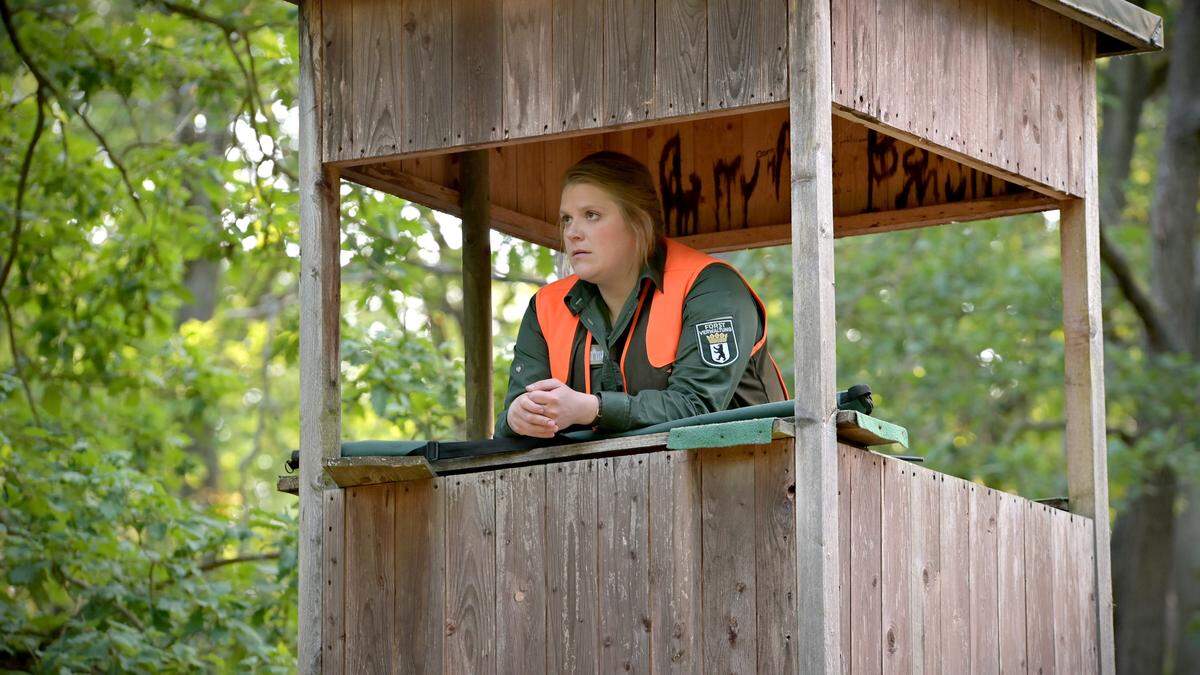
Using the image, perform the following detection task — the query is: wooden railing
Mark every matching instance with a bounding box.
[318,438,1098,673]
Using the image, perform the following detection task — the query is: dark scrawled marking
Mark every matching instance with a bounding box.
[658,133,702,235]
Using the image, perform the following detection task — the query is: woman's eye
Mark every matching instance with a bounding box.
[586,211,599,220]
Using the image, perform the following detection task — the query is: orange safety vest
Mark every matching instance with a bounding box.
[534,239,788,395]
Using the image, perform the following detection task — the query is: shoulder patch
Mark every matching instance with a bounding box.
[695,317,739,367]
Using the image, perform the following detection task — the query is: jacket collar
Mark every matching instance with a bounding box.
[562,241,666,316]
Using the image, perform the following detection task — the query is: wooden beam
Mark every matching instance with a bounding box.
[789,0,841,671]
[460,150,494,439]
[1059,42,1115,674]
[832,104,1076,201]
[340,165,561,249]
[298,1,341,673]
[673,191,1059,251]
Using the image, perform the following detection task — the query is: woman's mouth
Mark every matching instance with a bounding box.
[570,250,590,259]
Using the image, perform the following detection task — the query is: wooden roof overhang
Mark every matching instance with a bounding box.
[307,0,1161,252]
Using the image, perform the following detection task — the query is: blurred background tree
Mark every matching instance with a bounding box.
[0,0,1194,671]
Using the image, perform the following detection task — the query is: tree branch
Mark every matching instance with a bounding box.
[198,551,280,572]
[0,294,40,425]
[0,0,145,221]
[0,33,45,294]
[1099,225,1181,353]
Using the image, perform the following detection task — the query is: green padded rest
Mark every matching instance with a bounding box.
[341,399,908,457]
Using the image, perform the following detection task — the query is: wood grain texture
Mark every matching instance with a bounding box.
[343,485,395,675]
[495,466,547,674]
[1061,32,1115,673]
[1066,22,1089,196]
[1074,514,1100,672]
[488,145,519,212]
[831,0,848,105]
[940,478,971,674]
[881,456,913,675]
[709,0,787,110]
[603,0,654,125]
[838,444,852,675]
[553,0,604,131]
[351,0,403,158]
[874,0,907,127]
[969,485,1000,673]
[654,0,707,116]
[850,448,883,673]
[933,0,961,149]
[321,0,353,161]
[1024,502,1057,674]
[546,459,600,673]
[444,472,497,673]
[514,141,547,221]
[355,107,1047,253]
[598,455,651,672]
[789,0,840,668]
[322,489,345,675]
[755,440,798,673]
[848,0,877,118]
[648,450,703,673]
[460,150,493,440]
[400,0,453,151]
[959,0,990,155]
[701,446,758,673]
[910,467,942,674]
[452,0,503,145]
[502,0,553,139]
[298,3,341,669]
[1012,0,1043,178]
[986,0,1016,172]
[1038,4,1072,191]
[393,479,446,675]
[903,0,934,135]
[1054,510,1084,675]
[998,492,1029,674]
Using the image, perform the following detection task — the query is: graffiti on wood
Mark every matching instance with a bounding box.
[866,129,1002,211]
[658,134,703,235]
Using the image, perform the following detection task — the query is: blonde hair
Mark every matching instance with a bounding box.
[561,151,666,268]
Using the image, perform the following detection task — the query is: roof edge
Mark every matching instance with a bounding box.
[1033,0,1164,56]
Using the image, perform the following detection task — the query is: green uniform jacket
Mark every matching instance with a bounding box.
[495,246,787,437]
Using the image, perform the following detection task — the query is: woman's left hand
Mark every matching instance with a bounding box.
[525,378,599,428]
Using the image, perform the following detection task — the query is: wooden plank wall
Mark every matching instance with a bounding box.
[837,445,1100,673]
[320,0,789,163]
[329,441,1100,672]
[832,0,1090,197]
[332,440,795,673]
[356,109,1048,251]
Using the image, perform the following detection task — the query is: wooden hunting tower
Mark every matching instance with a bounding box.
[285,0,1163,672]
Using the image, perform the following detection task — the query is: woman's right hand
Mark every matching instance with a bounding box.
[506,392,559,438]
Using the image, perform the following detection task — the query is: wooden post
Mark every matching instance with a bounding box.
[1060,44,1116,674]
[461,150,494,439]
[298,1,342,672]
[788,0,841,672]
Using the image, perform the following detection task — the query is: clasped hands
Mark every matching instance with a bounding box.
[506,378,600,438]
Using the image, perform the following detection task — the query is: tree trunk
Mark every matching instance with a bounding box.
[174,94,232,496]
[1114,467,1178,674]
[1161,2,1200,672]
[1111,0,1200,671]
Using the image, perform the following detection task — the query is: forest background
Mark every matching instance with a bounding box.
[0,0,1195,672]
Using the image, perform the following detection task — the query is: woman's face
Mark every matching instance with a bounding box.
[560,182,641,288]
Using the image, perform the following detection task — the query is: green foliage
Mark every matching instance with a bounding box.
[1,427,297,671]
[0,0,1193,670]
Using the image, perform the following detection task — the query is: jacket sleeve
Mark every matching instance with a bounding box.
[594,264,763,431]
[494,295,554,437]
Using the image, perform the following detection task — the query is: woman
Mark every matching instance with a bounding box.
[496,150,788,438]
